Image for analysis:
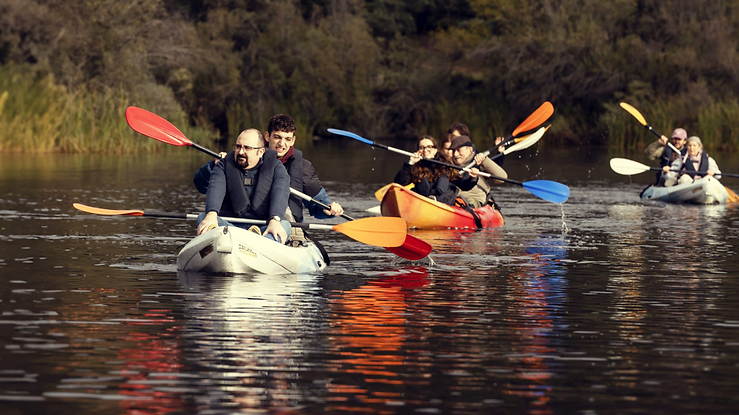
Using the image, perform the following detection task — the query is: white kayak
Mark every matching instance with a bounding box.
[640,176,728,205]
[177,226,328,274]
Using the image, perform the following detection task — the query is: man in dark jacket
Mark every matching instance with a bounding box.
[263,114,343,222]
[196,128,291,244]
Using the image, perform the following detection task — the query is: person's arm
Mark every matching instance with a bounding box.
[193,160,216,194]
[663,157,682,179]
[301,160,343,217]
[204,160,227,215]
[454,171,478,191]
[644,140,666,160]
[708,157,721,179]
[264,163,290,243]
[480,157,507,184]
[393,162,414,185]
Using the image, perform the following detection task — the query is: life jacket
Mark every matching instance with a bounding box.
[681,151,709,179]
[661,146,686,167]
[223,148,279,218]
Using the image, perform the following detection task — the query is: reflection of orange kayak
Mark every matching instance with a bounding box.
[380,183,504,229]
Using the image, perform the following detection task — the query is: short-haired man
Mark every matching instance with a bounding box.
[196,129,292,243]
[644,127,688,185]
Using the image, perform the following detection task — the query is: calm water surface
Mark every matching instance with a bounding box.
[1,142,739,414]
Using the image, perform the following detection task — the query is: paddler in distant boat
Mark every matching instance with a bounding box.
[644,127,688,185]
[393,135,476,205]
[661,136,721,187]
[450,135,508,208]
[196,128,292,244]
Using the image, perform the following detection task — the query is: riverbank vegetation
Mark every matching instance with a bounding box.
[1,0,738,153]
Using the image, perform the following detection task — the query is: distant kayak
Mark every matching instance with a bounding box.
[177,226,328,274]
[380,183,504,229]
[640,176,729,205]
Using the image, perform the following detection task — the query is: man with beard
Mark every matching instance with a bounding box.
[449,135,508,208]
[196,128,291,244]
[644,127,688,185]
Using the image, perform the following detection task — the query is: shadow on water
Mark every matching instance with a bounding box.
[1,148,739,414]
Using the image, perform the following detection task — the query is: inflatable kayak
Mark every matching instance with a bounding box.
[380,183,504,229]
[177,226,328,274]
[640,176,728,204]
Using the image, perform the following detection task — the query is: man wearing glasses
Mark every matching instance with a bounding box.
[196,128,291,244]
[644,127,688,185]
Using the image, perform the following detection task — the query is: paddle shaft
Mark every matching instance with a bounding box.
[133,209,340,230]
[369,141,527,186]
[648,166,736,178]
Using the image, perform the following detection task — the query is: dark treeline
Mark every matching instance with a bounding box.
[2,0,739,152]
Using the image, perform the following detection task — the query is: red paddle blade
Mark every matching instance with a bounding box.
[125,107,193,146]
[385,234,432,260]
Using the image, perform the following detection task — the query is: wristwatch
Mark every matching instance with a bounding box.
[270,215,282,222]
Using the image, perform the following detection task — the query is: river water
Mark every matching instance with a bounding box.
[1,140,739,414]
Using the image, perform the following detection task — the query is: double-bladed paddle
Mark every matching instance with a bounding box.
[73,203,407,248]
[328,128,570,204]
[124,106,431,259]
[464,101,554,168]
[610,158,739,178]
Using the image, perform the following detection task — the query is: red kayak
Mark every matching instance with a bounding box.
[380,184,504,229]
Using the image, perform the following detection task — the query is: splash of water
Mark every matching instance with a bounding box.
[560,203,570,234]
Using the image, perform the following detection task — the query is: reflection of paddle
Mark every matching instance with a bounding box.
[329,128,570,204]
[464,102,554,168]
[73,203,407,248]
[289,188,431,260]
[610,158,739,178]
[124,106,429,259]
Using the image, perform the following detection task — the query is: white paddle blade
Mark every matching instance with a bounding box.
[610,158,650,176]
[365,206,382,215]
[504,125,549,155]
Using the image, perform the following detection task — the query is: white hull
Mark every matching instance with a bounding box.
[641,176,728,205]
[177,226,328,274]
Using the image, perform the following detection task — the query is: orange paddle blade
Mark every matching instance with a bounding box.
[333,217,407,247]
[725,187,739,204]
[512,101,554,136]
[73,203,144,216]
[619,102,648,126]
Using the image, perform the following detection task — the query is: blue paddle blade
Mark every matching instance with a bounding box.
[522,180,570,204]
[327,128,374,145]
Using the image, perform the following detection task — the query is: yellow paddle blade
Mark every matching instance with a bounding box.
[374,183,414,202]
[725,187,739,204]
[619,102,647,126]
[73,203,144,216]
[333,217,407,247]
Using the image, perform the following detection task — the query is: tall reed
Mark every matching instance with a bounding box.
[0,65,217,153]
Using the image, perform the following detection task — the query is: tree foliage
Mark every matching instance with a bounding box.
[2,0,739,148]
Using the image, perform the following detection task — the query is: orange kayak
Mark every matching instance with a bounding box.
[380,184,504,229]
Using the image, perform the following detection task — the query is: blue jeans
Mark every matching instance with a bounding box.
[196,213,292,244]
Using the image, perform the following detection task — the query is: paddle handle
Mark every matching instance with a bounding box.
[289,188,356,221]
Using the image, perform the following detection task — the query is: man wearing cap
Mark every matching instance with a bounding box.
[449,135,508,208]
[644,128,688,185]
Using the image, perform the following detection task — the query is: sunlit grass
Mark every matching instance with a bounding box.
[0,65,217,153]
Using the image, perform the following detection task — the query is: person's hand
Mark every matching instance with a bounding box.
[468,167,480,178]
[706,169,715,177]
[408,152,422,165]
[323,202,344,217]
[659,135,668,146]
[265,218,288,244]
[197,211,218,235]
[213,152,227,163]
[495,136,505,153]
[473,153,486,166]
[662,166,670,174]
